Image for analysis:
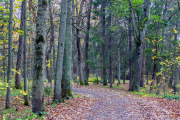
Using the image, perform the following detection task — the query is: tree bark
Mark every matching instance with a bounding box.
[101,0,107,86]
[32,0,48,114]
[128,0,151,92]
[174,65,180,94]
[6,0,13,109]
[108,13,112,88]
[76,0,85,85]
[123,45,127,84]
[23,0,29,106]
[128,18,133,91]
[72,0,77,82]
[15,1,24,89]
[61,0,72,98]
[54,0,67,102]
[117,43,121,86]
[84,0,92,85]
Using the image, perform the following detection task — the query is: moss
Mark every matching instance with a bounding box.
[35,35,45,44]
[80,81,84,85]
[84,82,89,85]
[140,16,148,30]
[66,90,72,96]
[62,97,65,102]
[42,0,47,5]
[34,44,43,79]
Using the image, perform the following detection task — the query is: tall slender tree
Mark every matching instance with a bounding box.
[84,0,92,85]
[23,0,29,106]
[61,0,72,98]
[5,0,13,109]
[101,0,107,86]
[54,0,67,102]
[15,1,24,89]
[32,0,48,114]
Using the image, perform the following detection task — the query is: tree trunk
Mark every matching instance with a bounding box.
[128,18,133,91]
[76,0,85,85]
[123,45,127,84]
[23,0,29,106]
[15,1,24,89]
[101,0,107,86]
[174,65,180,95]
[5,0,13,109]
[61,0,72,98]
[84,0,92,85]
[77,29,84,85]
[117,43,121,86]
[140,40,146,87]
[72,0,77,82]
[128,0,151,92]
[108,13,112,88]
[32,0,48,114]
[54,0,67,102]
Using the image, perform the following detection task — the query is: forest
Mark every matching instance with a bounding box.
[1,0,180,119]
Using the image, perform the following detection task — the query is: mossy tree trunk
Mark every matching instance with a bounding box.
[128,0,151,92]
[15,1,24,89]
[61,0,72,98]
[54,0,67,102]
[32,0,48,114]
[5,0,13,109]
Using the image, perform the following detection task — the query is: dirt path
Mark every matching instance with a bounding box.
[72,86,172,120]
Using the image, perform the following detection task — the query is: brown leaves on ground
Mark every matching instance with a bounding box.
[73,83,180,119]
[45,93,96,120]
[1,83,180,119]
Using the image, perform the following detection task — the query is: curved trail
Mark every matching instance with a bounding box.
[73,87,171,120]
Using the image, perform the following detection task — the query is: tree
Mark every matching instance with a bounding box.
[5,0,13,109]
[84,0,92,85]
[76,0,85,85]
[101,0,107,86]
[54,0,67,102]
[128,0,151,92]
[32,0,48,114]
[23,0,29,106]
[61,0,73,98]
[15,1,24,89]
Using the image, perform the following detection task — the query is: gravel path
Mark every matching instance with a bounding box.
[73,87,171,120]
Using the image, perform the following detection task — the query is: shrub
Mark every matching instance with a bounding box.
[88,77,101,82]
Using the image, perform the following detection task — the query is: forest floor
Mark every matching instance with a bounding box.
[46,83,180,120]
[1,82,180,119]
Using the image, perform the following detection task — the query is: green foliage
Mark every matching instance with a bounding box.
[80,81,84,85]
[92,79,99,84]
[44,86,53,95]
[163,95,180,100]
[132,0,144,6]
[149,15,163,23]
[88,77,101,82]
